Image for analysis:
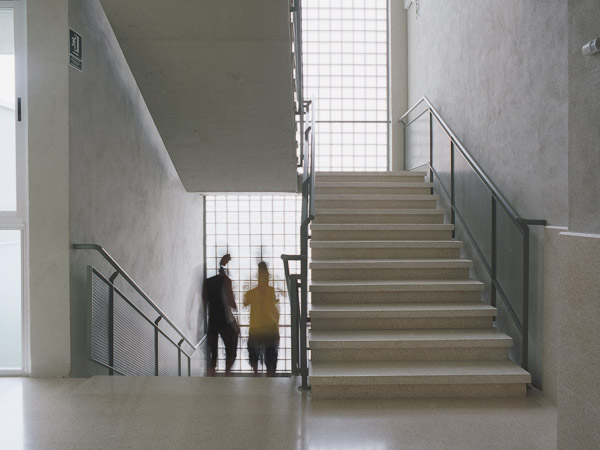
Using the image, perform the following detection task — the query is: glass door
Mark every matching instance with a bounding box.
[0,1,27,374]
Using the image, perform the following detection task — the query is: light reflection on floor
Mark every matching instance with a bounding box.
[0,376,557,449]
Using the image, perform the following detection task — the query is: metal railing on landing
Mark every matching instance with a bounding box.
[290,0,306,167]
[74,244,205,376]
[282,100,315,390]
[400,97,546,371]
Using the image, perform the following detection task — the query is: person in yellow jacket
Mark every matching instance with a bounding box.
[243,262,280,376]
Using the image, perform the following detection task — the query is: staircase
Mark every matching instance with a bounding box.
[308,171,531,398]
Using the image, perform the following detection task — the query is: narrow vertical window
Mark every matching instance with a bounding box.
[0,8,16,211]
[0,230,22,370]
[302,0,389,171]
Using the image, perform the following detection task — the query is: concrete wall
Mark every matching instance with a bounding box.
[27,0,71,377]
[406,0,568,226]
[68,0,205,377]
[554,2,600,448]
[567,0,600,235]
[389,0,408,170]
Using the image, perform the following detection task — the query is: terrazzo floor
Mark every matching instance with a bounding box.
[0,376,557,449]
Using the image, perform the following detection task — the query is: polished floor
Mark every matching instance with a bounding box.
[0,376,556,449]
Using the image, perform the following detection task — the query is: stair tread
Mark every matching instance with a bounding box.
[317,171,427,177]
[311,223,454,230]
[316,182,433,188]
[309,328,511,347]
[315,194,439,200]
[310,240,462,248]
[311,259,472,269]
[310,279,485,291]
[311,302,497,316]
[314,208,445,215]
[310,360,531,384]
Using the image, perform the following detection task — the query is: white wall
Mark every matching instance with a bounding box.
[27,0,71,377]
[68,0,205,377]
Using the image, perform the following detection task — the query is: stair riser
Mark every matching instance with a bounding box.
[311,267,470,281]
[317,175,425,183]
[310,347,508,362]
[311,230,453,241]
[310,291,482,303]
[311,248,460,259]
[310,316,492,330]
[315,199,437,209]
[313,214,444,224]
[310,383,527,399]
[316,187,431,195]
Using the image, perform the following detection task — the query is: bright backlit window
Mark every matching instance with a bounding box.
[205,195,301,374]
[302,0,389,171]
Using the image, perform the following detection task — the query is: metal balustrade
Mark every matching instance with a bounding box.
[75,244,203,376]
[400,97,546,370]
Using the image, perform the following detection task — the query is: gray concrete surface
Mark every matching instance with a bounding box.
[406,0,568,226]
[27,0,71,377]
[389,2,408,171]
[567,0,600,235]
[99,0,297,193]
[68,0,205,377]
[403,0,569,390]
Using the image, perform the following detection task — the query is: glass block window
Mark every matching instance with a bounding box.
[205,195,301,374]
[302,0,389,171]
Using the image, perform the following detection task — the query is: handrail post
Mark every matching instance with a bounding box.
[429,110,433,185]
[107,271,119,375]
[177,339,184,377]
[522,226,530,371]
[491,198,497,309]
[154,316,163,376]
[450,141,456,238]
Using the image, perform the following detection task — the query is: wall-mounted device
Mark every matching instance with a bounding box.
[582,38,600,56]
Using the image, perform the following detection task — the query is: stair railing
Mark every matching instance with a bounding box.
[290,0,306,167]
[400,97,546,370]
[74,243,205,376]
[282,99,315,390]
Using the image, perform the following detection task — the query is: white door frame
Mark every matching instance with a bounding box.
[0,0,29,376]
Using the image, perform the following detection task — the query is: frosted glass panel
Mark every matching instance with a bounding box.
[0,230,22,370]
[0,9,17,211]
[205,195,301,374]
[302,0,389,171]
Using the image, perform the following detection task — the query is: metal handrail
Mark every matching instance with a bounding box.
[74,243,204,353]
[290,0,306,167]
[401,97,546,371]
[281,97,315,390]
[400,97,544,226]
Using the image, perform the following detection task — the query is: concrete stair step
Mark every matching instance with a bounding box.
[310,328,511,360]
[310,301,494,329]
[310,240,461,259]
[310,279,484,304]
[310,302,497,319]
[313,208,446,224]
[315,181,433,195]
[311,224,454,241]
[309,327,511,348]
[315,193,439,209]
[311,259,472,281]
[316,171,427,183]
[310,360,531,398]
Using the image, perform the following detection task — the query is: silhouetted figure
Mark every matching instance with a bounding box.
[203,254,239,376]
[243,262,280,376]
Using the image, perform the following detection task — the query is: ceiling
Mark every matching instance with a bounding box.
[100,0,298,192]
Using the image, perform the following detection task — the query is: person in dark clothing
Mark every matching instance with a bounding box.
[203,254,239,376]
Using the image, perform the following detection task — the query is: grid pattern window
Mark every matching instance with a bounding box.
[205,195,301,374]
[302,0,389,171]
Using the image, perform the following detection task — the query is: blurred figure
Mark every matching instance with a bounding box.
[203,254,239,376]
[243,262,280,376]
